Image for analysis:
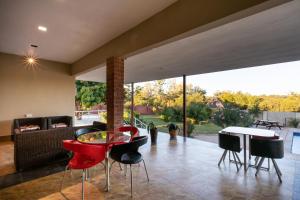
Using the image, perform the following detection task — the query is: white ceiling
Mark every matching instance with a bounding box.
[77,0,300,84]
[0,0,176,63]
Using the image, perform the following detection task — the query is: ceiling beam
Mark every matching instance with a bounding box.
[71,0,290,75]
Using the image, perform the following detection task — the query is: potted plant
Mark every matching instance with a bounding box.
[147,122,158,145]
[167,123,180,140]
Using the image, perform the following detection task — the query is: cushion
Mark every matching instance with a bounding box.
[19,125,40,132]
[51,123,68,129]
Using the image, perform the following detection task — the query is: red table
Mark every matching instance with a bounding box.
[77,130,131,191]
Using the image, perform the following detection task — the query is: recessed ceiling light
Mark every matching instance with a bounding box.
[38,26,47,32]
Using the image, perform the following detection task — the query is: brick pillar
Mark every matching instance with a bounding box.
[106,57,124,130]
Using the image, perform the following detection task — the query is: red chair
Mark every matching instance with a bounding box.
[60,140,106,200]
[116,126,139,141]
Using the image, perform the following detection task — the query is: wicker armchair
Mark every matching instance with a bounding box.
[14,127,75,171]
[47,116,73,129]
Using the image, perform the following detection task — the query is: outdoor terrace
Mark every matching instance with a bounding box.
[0,131,299,200]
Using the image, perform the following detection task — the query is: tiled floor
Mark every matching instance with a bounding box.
[0,133,298,200]
[0,141,15,176]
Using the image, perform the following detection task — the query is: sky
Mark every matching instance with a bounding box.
[136,61,300,96]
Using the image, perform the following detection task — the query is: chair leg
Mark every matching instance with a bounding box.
[124,164,127,176]
[142,159,150,182]
[60,166,68,192]
[272,159,282,176]
[232,151,240,172]
[254,156,259,166]
[109,160,116,173]
[85,169,89,181]
[234,152,242,166]
[255,158,265,176]
[222,150,228,162]
[101,161,106,169]
[271,159,282,183]
[82,169,85,200]
[130,164,133,197]
[218,150,227,166]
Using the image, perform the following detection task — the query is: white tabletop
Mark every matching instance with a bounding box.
[221,126,275,137]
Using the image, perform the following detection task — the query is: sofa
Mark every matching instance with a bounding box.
[13,116,75,171]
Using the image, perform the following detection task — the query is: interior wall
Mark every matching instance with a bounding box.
[0,52,75,136]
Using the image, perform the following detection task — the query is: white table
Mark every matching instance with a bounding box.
[220,126,275,171]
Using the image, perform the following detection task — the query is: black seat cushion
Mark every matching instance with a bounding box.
[250,138,284,159]
[218,133,241,152]
[121,152,142,164]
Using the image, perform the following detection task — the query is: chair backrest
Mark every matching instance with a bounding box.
[92,121,107,131]
[75,127,99,139]
[63,140,106,163]
[110,136,148,161]
[218,133,241,152]
[250,137,284,159]
[117,126,139,140]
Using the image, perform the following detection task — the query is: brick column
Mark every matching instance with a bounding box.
[106,57,124,130]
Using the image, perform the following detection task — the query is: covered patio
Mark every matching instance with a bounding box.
[1,0,300,199]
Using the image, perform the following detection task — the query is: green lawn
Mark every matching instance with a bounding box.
[140,115,222,135]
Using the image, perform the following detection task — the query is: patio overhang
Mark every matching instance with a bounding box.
[76,0,299,84]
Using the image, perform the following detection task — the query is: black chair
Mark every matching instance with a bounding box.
[92,121,107,131]
[218,133,242,172]
[251,135,280,170]
[75,127,100,139]
[109,136,149,197]
[250,137,284,182]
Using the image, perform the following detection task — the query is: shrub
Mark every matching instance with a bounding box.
[160,107,182,122]
[213,104,254,128]
[289,118,300,128]
[187,103,212,124]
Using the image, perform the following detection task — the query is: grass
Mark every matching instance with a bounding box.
[140,115,222,135]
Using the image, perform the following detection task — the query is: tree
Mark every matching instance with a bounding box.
[187,103,211,124]
[75,80,106,110]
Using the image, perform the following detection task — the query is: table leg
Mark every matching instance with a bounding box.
[105,151,110,191]
[248,135,251,161]
[243,135,247,172]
